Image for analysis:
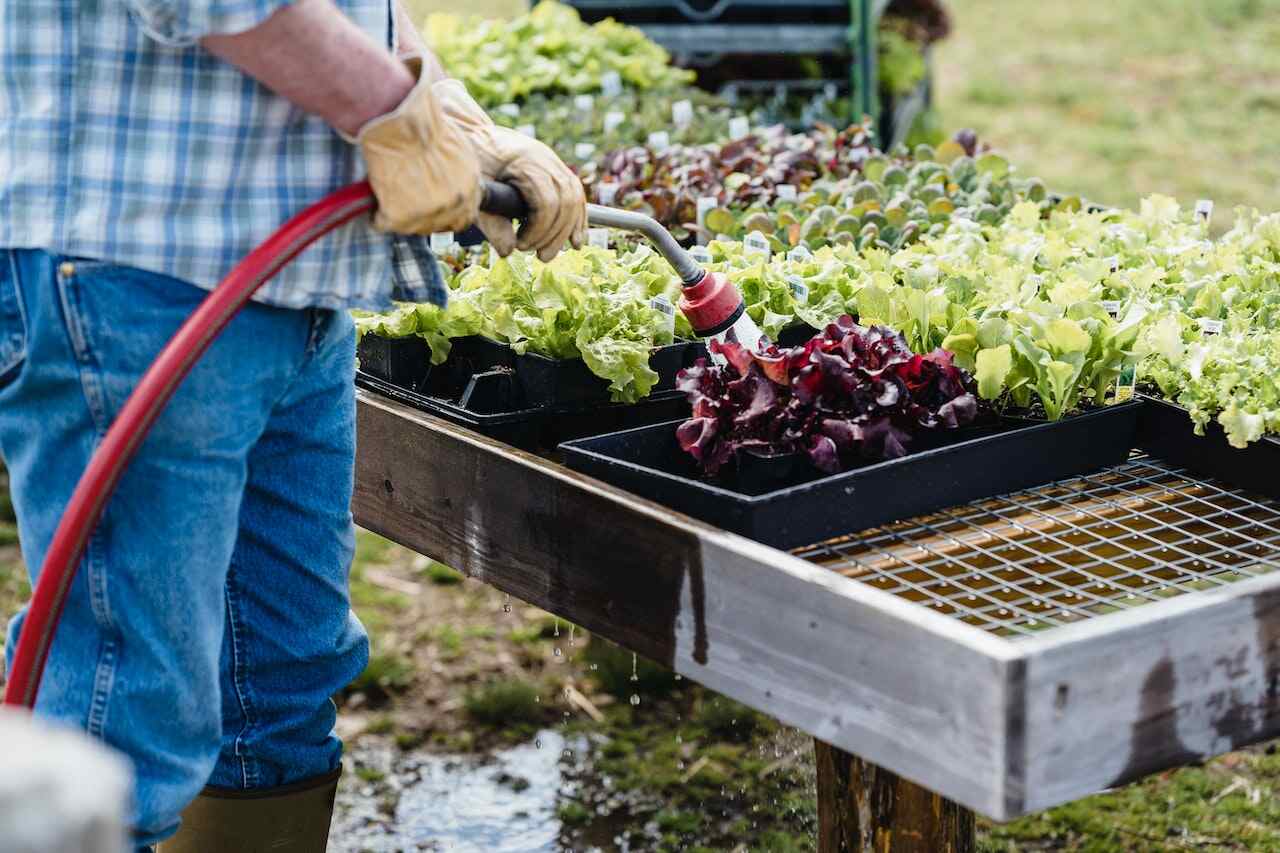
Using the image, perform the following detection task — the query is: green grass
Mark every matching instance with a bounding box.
[936,0,1280,216]
[464,678,542,726]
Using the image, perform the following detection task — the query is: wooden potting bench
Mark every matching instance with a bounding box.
[353,390,1280,851]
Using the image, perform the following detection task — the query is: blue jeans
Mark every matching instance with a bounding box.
[0,250,369,847]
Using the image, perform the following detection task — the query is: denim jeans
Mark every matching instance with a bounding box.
[0,250,369,847]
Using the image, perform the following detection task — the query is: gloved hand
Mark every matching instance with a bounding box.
[432,79,587,262]
[354,58,481,235]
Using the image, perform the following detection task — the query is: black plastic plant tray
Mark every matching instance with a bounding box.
[1137,394,1280,502]
[355,371,693,452]
[516,341,705,407]
[560,402,1144,549]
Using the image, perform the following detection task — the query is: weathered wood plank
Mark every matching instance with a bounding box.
[1014,571,1280,815]
[814,740,975,853]
[352,392,1015,818]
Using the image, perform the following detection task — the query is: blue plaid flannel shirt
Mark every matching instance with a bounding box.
[0,0,446,311]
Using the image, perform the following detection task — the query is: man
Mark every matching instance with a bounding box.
[0,0,586,849]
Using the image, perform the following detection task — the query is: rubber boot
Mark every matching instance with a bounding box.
[157,767,340,853]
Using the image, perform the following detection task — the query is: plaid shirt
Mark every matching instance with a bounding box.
[0,0,446,311]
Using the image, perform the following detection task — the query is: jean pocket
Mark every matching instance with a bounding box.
[0,253,29,390]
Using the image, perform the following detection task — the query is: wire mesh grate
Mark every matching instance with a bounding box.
[794,456,1280,638]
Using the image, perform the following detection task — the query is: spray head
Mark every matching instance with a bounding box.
[679,271,766,355]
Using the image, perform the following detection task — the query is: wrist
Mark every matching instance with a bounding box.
[333,59,416,139]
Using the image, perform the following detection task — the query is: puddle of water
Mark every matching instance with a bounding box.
[332,730,585,853]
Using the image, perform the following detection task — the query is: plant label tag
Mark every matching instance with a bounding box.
[516,124,537,138]
[1105,256,1120,273]
[788,245,813,263]
[574,94,594,112]
[823,82,838,101]
[603,111,626,135]
[1112,363,1137,404]
[574,142,597,160]
[597,182,619,206]
[722,84,739,105]
[787,275,809,303]
[845,195,856,209]
[650,295,677,333]
[715,233,734,244]
[1101,300,1121,316]
[776,184,797,202]
[689,245,712,264]
[601,71,623,97]
[728,116,750,139]
[497,103,520,118]
[647,131,670,151]
[744,231,771,257]
[773,83,787,103]
[1197,317,1224,335]
[672,99,693,128]
[429,231,455,252]
[1195,199,1214,223]
[588,228,610,250]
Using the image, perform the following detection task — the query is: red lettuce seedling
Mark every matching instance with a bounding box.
[675,316,979,475]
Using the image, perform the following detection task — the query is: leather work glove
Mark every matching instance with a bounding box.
[432,79,587,262]
[354,58,482,235]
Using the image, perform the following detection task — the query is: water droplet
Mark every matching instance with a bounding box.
[563,749,573,760]
[630,652,639,682]
[677,760,685,770]
[502,604,512,613]
[675,734,683,744]
[554,618,560,638]
[535,738,542,749]
[569,624,576,646]
[535,695,541,703]
[502,593,511,613]
[674,674,682,681]
[554,647,562,657]
[589,663,598,671]
[630,694,641,706]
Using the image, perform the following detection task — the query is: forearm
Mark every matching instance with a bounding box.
[200,0,414,138]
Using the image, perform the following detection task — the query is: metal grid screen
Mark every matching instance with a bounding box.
[796,456,1280,638]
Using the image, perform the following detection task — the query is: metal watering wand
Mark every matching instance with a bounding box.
[3,180,761,709]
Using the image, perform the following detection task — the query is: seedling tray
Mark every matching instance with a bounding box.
[516,341,704,407]
[1138,394,1280,502]
[560,402,1144,549]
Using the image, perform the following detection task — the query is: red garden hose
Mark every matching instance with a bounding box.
[3,181,377,708]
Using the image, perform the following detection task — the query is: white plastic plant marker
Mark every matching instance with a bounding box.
[497,103,520,118]
[574,142,597,160]
[788,245,813,263]
[776,184,797,202]
[744,231,771,258]
[1105,256,1120,273]
[716,233,734,244]
[722,83,739,105]
[689,245,713,264]
[597,182,619,206]
[787,275,809,304]
[672,99,693,128]
[429,231,455,253]
[1197,317,1224,334]
[648,130,670,152]
[574,94,594,113]
[650,295,677,335]
[824,82,838,101]
[1100,300,1121,316]
[587,228,610,250]
[516,124,537,139]
[1196,199,1214,224]
[728,115,750,139]
[603,111,626,135]
[600,71,623,97]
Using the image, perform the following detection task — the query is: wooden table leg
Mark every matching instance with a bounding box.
[814,739,975,853]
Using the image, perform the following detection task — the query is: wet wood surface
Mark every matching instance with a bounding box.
[815,741,975,853]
